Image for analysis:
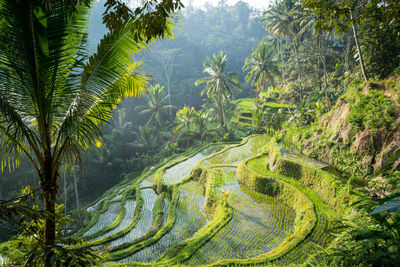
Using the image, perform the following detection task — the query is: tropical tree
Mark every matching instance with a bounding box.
[0,187,102,266]
[195,51,240,134]
[301,0,371,83]
[291,5,330,90]
[175,105,196,150]
[243,41,292,114]
[203,95,237,137]
[263,0,304,99]
[0,0,177,265]
[243,41,278,94]
[133,125,158,153]
[193,110,208,144]
[251,103,266,133]
[136,84,175,136]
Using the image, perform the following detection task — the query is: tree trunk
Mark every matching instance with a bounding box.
[42,157,57,267]
[219,95,227,134]
[156,122,160,141]
[62,167,67,234]
[317,34,329,102]
[317,57,322,90]
[350,10,368,83]
[73,166,82,226]
[268,73,292,115]
[167,76,172,115]
[344,32,352,74]
[293,43,303,101]
[278,39,285,86]
[63,167,67,218]
[186,124,190,151]
[316,32,328,90]
[44,189,56,267]
[321,46,328,90]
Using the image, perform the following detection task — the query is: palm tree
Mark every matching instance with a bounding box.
[294,6,332,92]
[0,1,172,265]
[174,105,195,150]
[301,0,368,83]
[203,95,237,136]
[243,41,292,114]
[133,125,158,153]
[195,51,240,134]
[263,0,300,42]
[136,84,175,136]
[263,0,304,100]
[193,110,208,144]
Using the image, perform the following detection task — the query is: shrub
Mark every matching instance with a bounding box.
[347,90,398,132]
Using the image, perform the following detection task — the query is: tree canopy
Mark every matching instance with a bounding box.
[0,0,180,265]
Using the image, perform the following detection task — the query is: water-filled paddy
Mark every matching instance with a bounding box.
[78,135,337,266]
[185,167,295,265]
[110,188,157,246]
[118,180,207,263]
[163,145,222,184]
[93,200,136,241]
[84,202,120,236]
[201,135,267,166]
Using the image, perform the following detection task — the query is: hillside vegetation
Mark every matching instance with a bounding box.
[52,135,352,266]
[0,0,400,266]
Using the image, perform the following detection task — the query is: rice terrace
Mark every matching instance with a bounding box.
[67,134,350,266]
[0,0,399,266]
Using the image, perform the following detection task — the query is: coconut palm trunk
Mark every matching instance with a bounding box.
[0,0,177,265]
[278,39,286,85]
[40,155,58,267]
[219,94,228,134]
[293,42,304,101]
[63,167,67,221]
[74,165,82,226]
[186,123,190,150]
[350,10,368,83]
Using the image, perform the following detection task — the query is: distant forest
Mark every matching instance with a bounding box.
[0,1,265,235]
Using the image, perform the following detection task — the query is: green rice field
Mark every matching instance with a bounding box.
[74,135,348,266]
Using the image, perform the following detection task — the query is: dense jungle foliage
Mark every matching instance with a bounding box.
[0,0,400,266]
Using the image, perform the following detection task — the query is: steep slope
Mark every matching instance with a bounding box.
[71,134,352,266]
[284,77,400,179]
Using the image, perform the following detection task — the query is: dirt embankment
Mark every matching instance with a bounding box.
[304,79,400,174]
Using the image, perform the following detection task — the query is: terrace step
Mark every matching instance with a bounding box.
[77,135,343,266]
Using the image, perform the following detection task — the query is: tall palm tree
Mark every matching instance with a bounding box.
[243,41,292,114]
[195,51,240,133]
[0,1,172,265]
[263,0,304,100]
[301,0,369,83]
[263,0,300,42]
[294,7,331,92]
[136,84,175,136]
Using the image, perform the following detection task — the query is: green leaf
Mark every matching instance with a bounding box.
[371,198,400,215]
